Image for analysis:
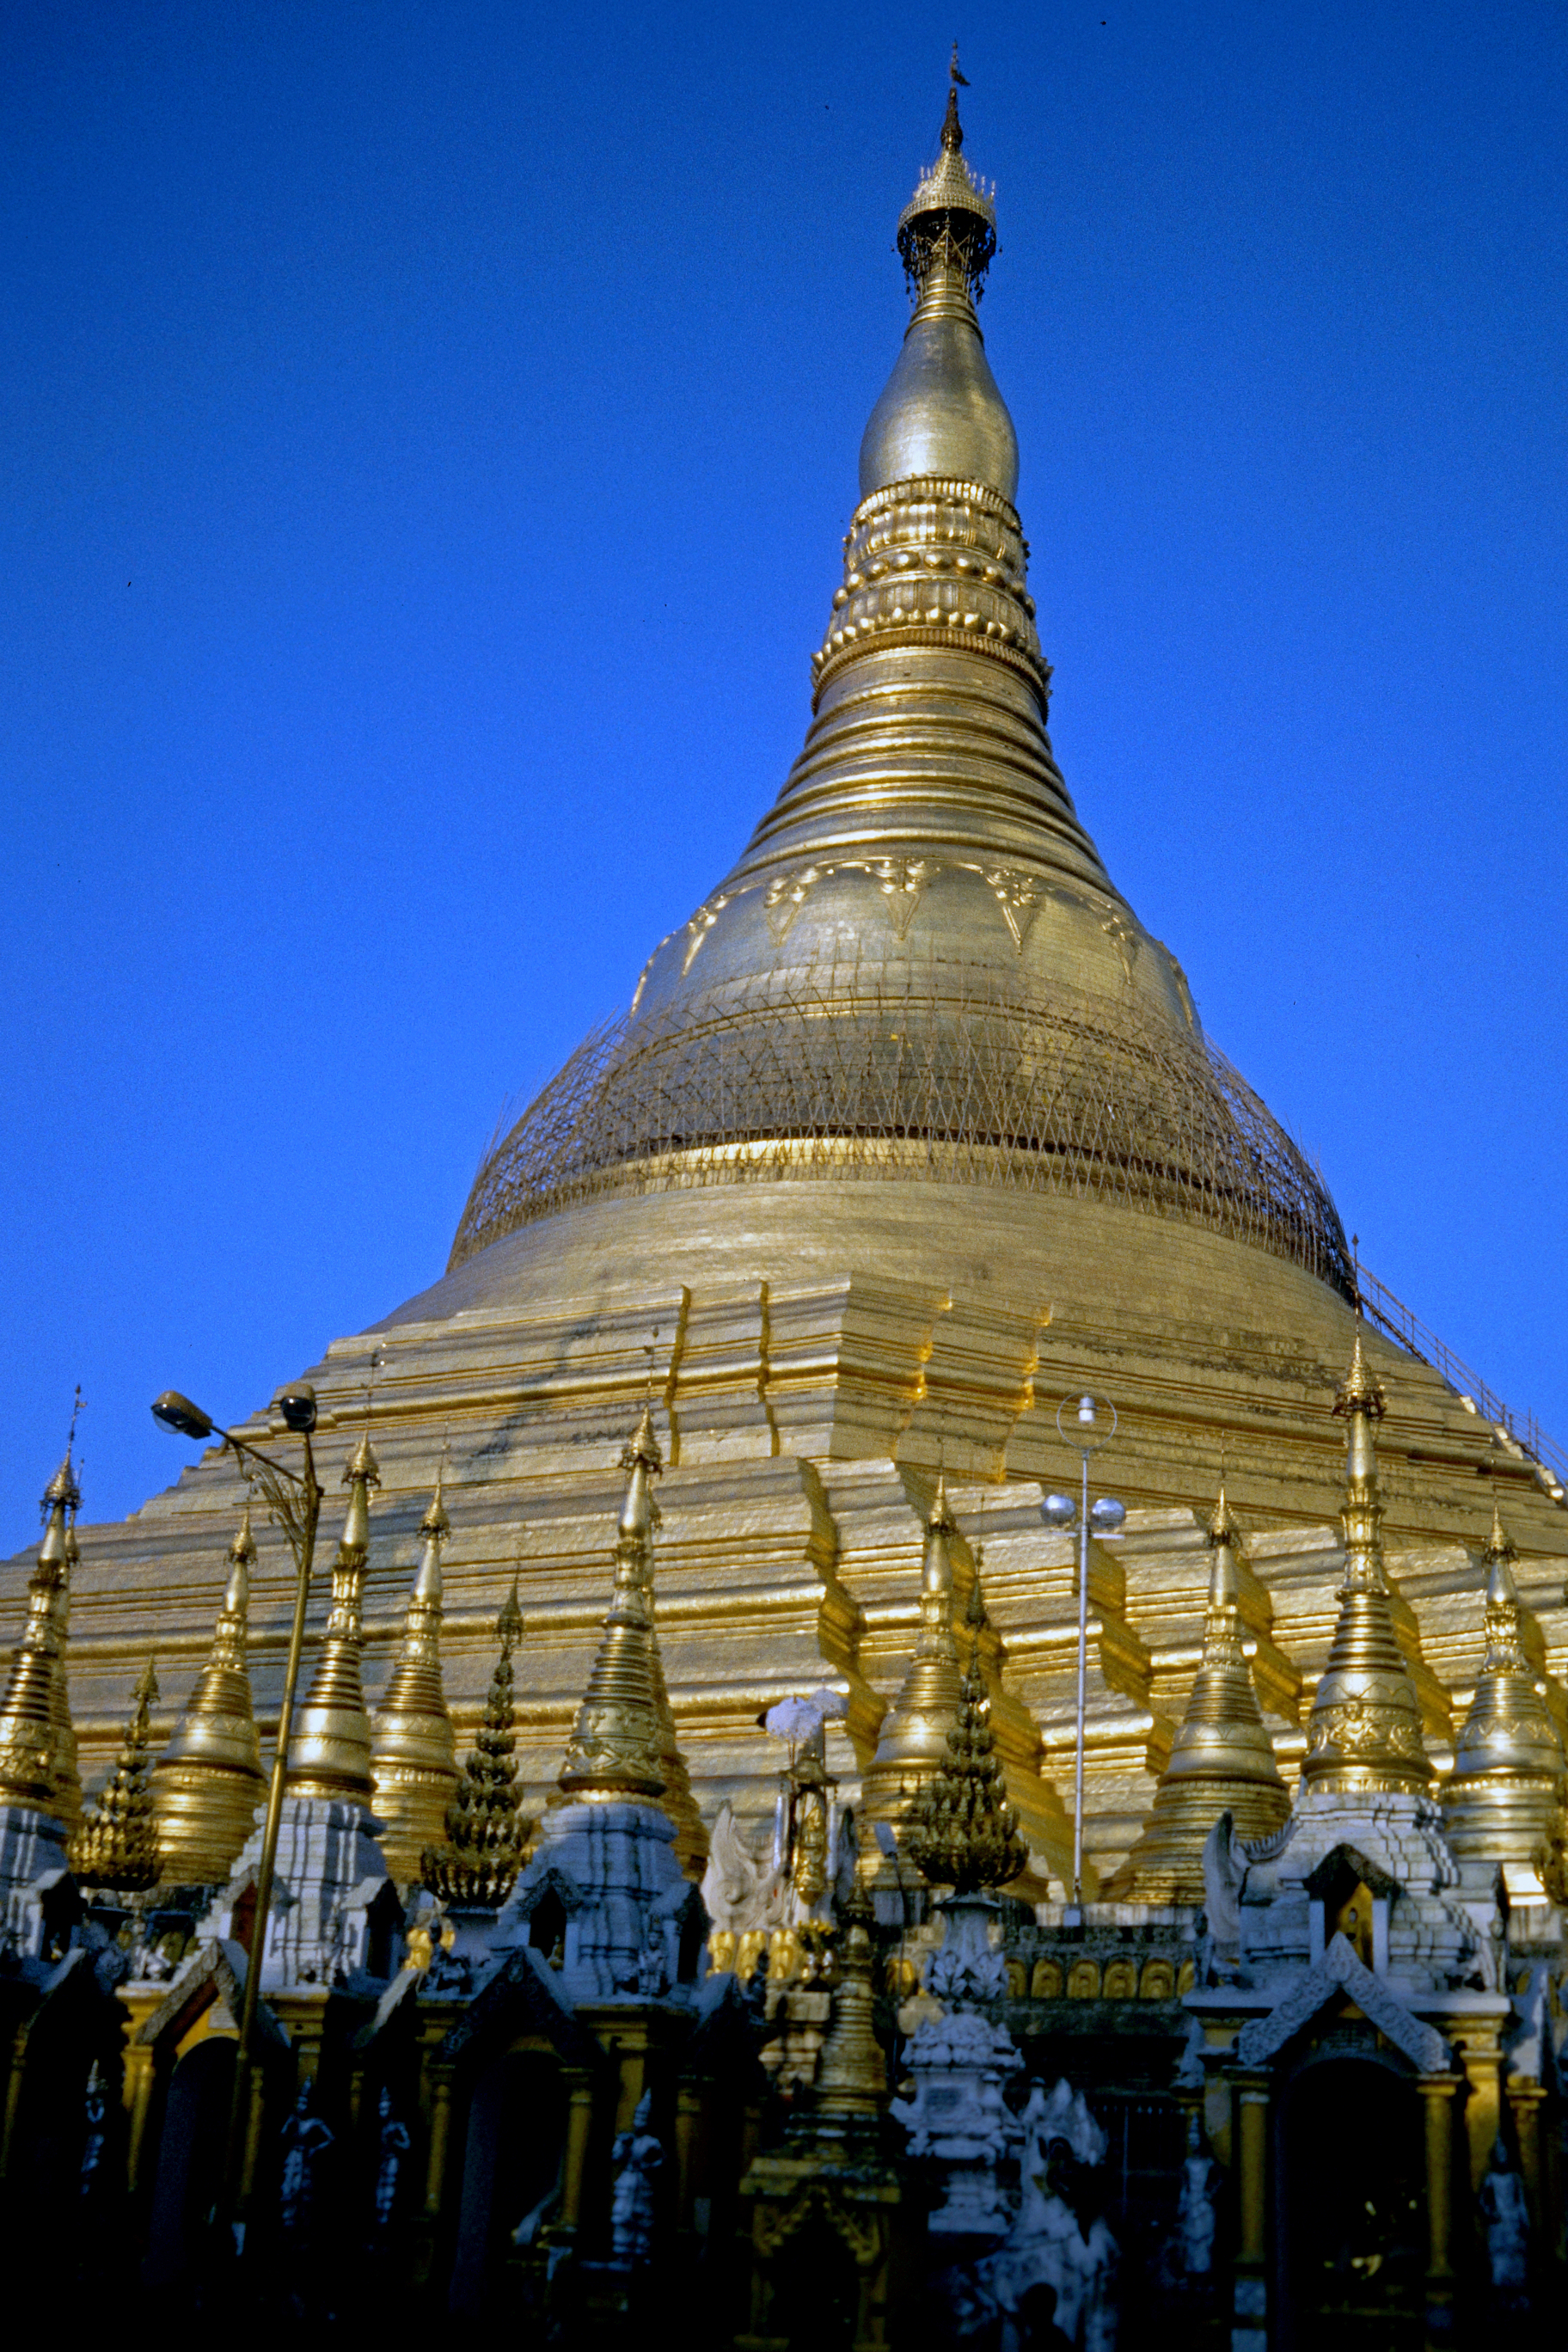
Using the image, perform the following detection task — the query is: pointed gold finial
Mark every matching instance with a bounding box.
[1442,1500,1565,1870]
[0,1455,83,1816]
[152,1503,266,1883]
[372,1473,459,1882]
[906,1562,1028,1893]
[53,1506,83,1828]
[284,1436,380,1804]
[941,45,969,150]
[70,1662,162,1894]
[1109,1483,1288,1900]
[1300,1334,1430,1796]
[861,1474,965,1830]
[422,1582,532,1908]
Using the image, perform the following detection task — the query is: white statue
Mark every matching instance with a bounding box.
[983,2079,1118,2349]
[610,2089,664,2266]
[1479,2139,1529,2310]
[701,1802,783,1950]
[1175,2112,1219,2278]
[1200,1812,1244,1969]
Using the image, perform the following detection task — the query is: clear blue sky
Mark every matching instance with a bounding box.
[3,2,1564,1540]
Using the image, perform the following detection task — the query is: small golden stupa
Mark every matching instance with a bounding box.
[1299,1332,1431,1798]
[1442,1500,1566,1870]
[371,1475,459,1881]
[150,1504,266,1883]
[284,1432,379,1804]
[1108,1483,1288,1900]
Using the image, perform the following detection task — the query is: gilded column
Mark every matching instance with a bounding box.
[371,1476,459,1882]
[1231,2069,1271,2350]
[1416,2073,1459,2294]
[559,2067,596,2231]
[152,1505,266,1884]
[1455,2032,1504,2190]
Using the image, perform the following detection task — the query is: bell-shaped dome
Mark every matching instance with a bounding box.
[441,82,1351,1315]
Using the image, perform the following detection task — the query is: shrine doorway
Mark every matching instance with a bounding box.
[1276,2049,1425,2351]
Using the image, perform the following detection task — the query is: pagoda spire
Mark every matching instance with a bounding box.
[70,1663,161,1895]
[557,1408,677,1806]
[372,1474,459,1882]
[906,1570,1027,1894]
[1108,1480,1288,1900]
[422,1581,530,1908]
[284,1432,378,1804]
[1300,1332,1430,1796]
[1442,1500,1565,1871]
[151,1504,266,1885]
[53,1497,83,1827]
[863,1474,964,1828]
[0,1456,81,1817]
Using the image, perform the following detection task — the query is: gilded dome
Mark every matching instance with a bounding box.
[444,90,1350,1309]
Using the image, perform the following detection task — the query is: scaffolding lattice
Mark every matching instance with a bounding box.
[450,961,1353,1296]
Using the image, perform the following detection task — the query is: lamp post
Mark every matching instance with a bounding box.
[1041,1394,1125,1920]
[151,1382,322,2240]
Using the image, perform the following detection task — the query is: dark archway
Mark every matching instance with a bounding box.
[449,2049,567,2314]
[1277,2052,1425,2352]
[141,2037,236,2287]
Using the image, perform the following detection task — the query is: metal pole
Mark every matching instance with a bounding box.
[1072,1441,1089,1910]
[222,1431,320,2242]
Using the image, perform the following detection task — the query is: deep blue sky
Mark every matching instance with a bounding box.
[3,2,1565,1538]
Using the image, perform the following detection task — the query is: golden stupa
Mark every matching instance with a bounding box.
[11,77,1568,1896]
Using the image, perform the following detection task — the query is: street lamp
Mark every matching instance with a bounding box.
[1042,1393,1125,1920]
[151,1382,322,2241]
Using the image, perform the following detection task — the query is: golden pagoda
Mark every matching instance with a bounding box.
[1441,1500,1566,1871]
[284,1432,379,1804]
[9,67,1565,1926]
[151,1504,266,1884]
[0,1457,79,1816]
[371,1476,459,1881]
[1107,1484,1289,1901]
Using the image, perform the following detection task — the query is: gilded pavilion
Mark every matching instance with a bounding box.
[0,64,1560,2349]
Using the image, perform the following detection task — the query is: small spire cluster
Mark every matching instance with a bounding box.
[70,1662,162,1895]
[906,1571,1026,1894]
[422,1583,530,1908]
